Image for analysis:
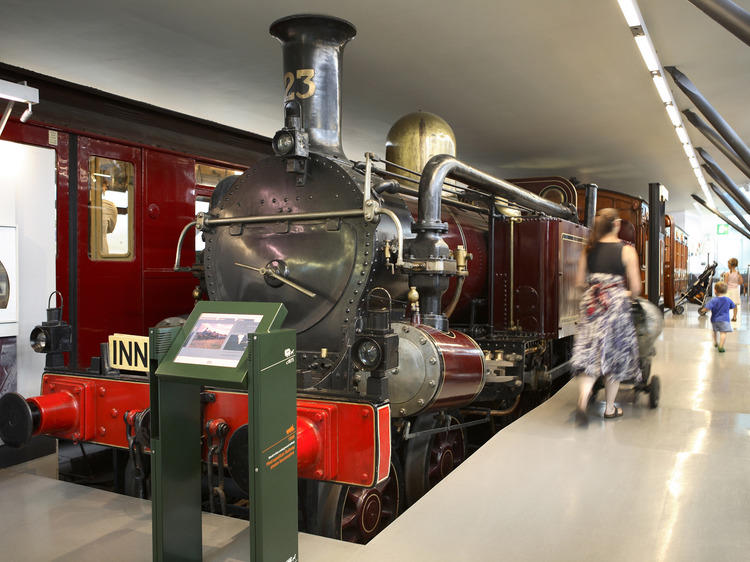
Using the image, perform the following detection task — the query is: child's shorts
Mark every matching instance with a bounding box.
[712,321,733,332]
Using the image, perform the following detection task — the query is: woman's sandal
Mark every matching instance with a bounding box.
[603,406,623,419]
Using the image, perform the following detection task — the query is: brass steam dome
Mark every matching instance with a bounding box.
[385,112,457,182]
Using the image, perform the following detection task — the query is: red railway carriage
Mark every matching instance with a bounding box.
[664,216,689,309]
[574,187,666,301]
[0,62,272,370]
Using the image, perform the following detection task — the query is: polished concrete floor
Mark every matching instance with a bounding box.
[354,303,750,561]
[0,468,362,561]
[0,303,747,561]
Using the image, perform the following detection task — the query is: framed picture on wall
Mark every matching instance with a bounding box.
[0,225,18,331]
[0,225,18,420]
[0,337,17,398]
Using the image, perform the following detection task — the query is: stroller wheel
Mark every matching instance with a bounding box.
[673,305,684,315]
[698,308,707,316]
[649,376,661,408]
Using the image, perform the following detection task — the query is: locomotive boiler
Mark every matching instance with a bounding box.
[0,13,592,543]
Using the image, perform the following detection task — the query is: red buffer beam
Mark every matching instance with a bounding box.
[0,373,390,488]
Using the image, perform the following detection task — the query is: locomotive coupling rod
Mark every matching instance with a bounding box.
[402,415,490,440]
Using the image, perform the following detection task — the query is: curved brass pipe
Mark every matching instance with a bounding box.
[444,276,465,318]
[461,395,522,417]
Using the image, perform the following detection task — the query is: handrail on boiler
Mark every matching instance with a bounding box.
[173,206,405,272]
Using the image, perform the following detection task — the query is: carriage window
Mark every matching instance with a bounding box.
[88,157,135,260]
[195,164,242,188]
[195,196,211,253]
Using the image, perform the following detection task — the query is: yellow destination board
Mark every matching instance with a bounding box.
[109,333,149,372]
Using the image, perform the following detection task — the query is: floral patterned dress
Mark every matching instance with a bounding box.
[571,272,641,382]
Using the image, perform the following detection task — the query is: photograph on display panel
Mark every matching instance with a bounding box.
[174,312,263,368]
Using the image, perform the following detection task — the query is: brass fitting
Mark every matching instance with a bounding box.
[407,286,419,306]
[455,245,471,277]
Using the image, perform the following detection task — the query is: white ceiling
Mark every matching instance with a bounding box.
[1,0,748,216]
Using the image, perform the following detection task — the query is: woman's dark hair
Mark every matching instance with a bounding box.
[586,208,620,252]
[618,219,636,244]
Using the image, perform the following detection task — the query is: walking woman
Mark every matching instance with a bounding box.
[572,208,642,425]
[722,258,743,322]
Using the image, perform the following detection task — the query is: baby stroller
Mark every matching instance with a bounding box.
[591,298,664,408]
[672,261,717,315]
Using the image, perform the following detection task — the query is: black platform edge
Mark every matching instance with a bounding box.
[0,435,57,469]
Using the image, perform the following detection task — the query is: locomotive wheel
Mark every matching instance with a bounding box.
[404,413,466,507]
[318,454,404,544]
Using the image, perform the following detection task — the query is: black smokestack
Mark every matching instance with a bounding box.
[270,14,356,159]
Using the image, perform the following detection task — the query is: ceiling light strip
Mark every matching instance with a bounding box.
[616,0,714,205]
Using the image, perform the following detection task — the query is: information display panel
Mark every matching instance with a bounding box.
[151,300,296,562]
[155,301,287,388]
[174,313,263,368]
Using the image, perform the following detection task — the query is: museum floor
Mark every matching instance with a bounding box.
[1,303,748,561]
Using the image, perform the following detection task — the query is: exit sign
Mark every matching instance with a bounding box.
[717,224,729,235]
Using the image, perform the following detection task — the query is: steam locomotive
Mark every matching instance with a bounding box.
[1,14,598,543]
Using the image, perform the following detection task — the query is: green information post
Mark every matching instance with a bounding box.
[150,301,298,562]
